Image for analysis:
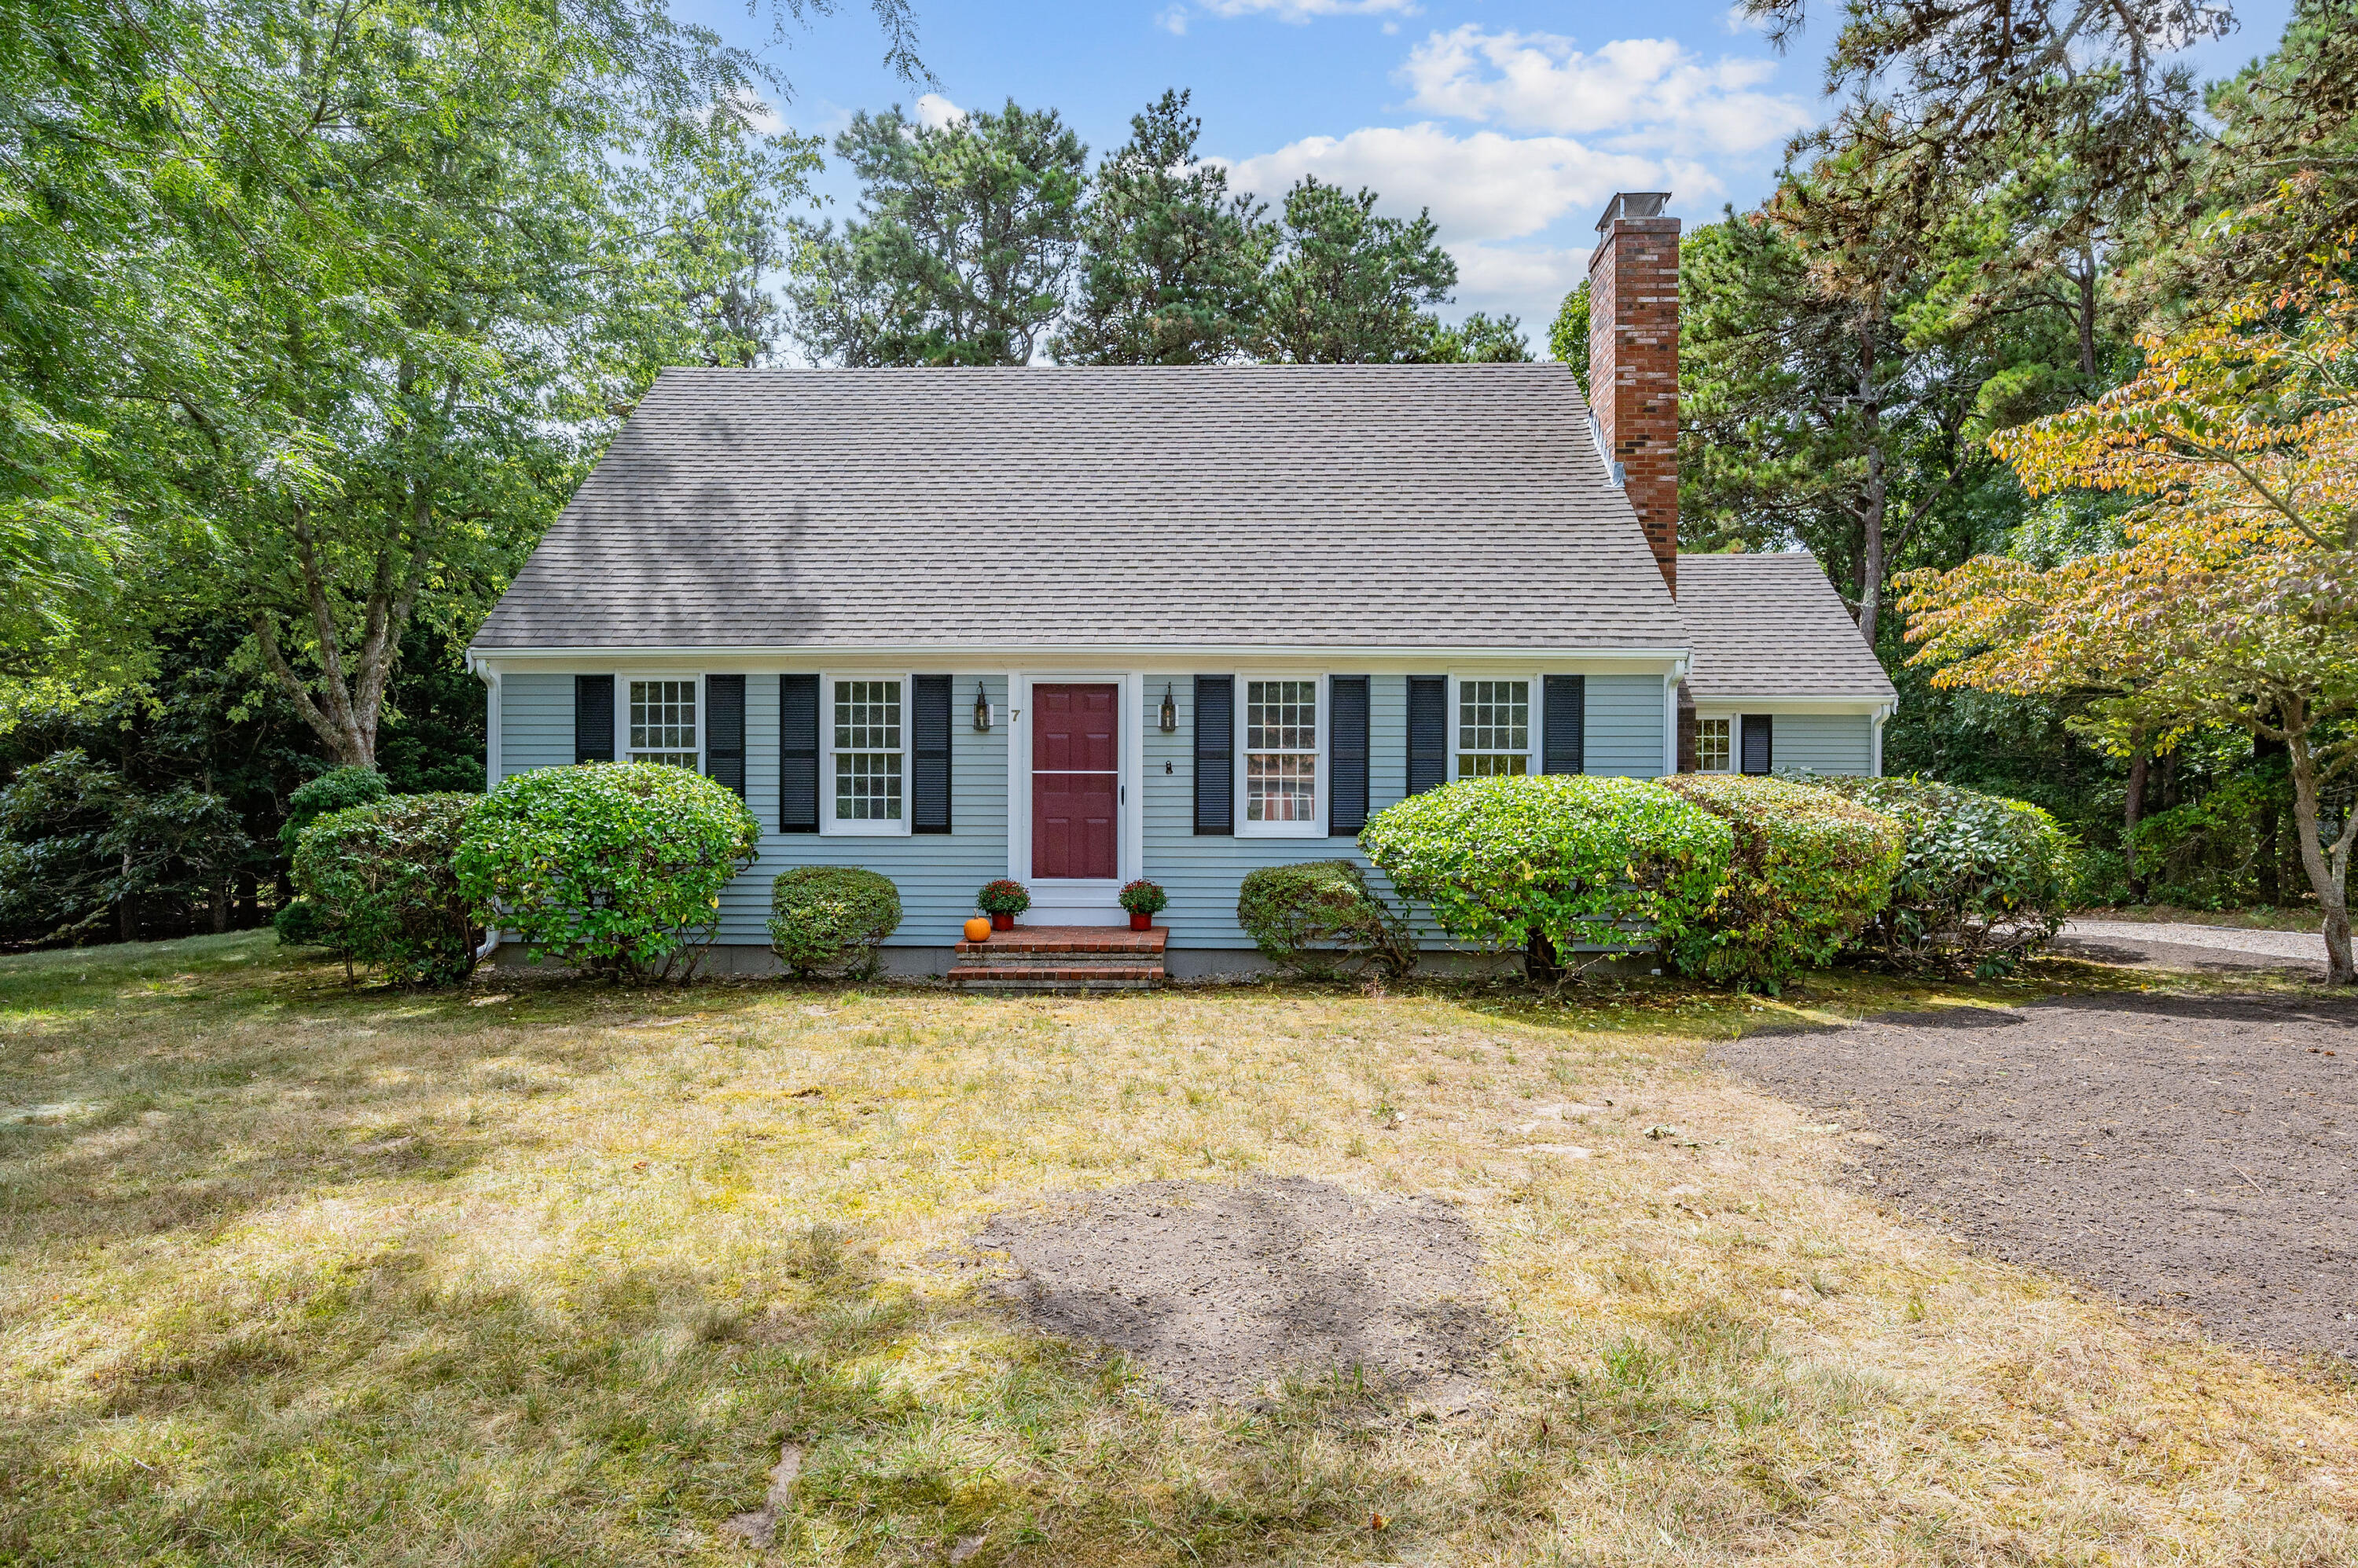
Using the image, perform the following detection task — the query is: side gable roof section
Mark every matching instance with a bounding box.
[1675,552,1898,705]
[469,364,1689,656]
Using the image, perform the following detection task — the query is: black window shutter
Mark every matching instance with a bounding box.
[1406,676,1447,795]
[779,674,820,832]
[1741,713,1774,775]
[1329,676,1369,835]
[575,674,615,763]
[912,674,952,834]
[1193,675,1233,835]
[1542,675,1585,775]
[703,675,746,797]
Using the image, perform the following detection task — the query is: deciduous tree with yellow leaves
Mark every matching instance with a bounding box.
[1898,245,2358,982]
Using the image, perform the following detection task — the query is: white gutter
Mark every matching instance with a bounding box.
[466,641,1695,664]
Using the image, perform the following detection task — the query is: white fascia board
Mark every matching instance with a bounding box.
[472,644,1693,674]
[1690,695,1893,715]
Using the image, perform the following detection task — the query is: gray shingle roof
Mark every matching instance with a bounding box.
[470,365,1688,652]
[1675,552,1897,703]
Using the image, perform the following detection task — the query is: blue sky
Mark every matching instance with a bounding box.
[683,0,2294,355]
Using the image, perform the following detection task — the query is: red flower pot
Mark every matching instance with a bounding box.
[1129,912,1152,931]
[991,911,1014,931]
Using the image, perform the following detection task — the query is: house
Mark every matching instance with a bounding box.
[466,191,1895,977]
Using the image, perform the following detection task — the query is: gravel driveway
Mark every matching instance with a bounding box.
[2056,918,2330,978]
[1715,993,2358,1360]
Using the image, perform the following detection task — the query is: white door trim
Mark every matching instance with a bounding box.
[1007,672,1140,926]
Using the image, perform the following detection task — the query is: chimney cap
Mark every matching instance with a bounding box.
[1595,192,1673,232]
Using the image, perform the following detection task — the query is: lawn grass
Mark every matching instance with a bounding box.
[2,932,2352,1565]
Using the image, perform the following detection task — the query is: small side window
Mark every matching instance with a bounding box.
[1456,679,1531,777]
[1695,718,1731,773]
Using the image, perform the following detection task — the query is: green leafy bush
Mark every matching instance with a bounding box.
[769,866,903,979]
[279,766,391,855]
[274,767,395,949]
[455,762,761,982]
[1659,775,1904,990]
[1809,774,2077,978]
[291,794,480,985]
[1236,861,1416,979]
[1359,776,1731,977]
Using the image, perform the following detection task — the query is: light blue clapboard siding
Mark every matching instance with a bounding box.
[1772,712,1875,776]
[498,673,575,777]
[495,667,1678,950]
[718,675,1009,946]
[1584,673,1669,777]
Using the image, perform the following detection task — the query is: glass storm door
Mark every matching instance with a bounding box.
[1030,684,1119,879]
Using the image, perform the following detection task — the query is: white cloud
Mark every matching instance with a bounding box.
[1448,244,1593,351]
[1156,6,1189,35]
[1221,122,1710,245]
[1197,0,1418,22]
[913,92,967,130]
[1400,25,1812,156]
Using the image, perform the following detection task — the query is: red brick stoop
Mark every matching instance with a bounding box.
[948,924,1168,992]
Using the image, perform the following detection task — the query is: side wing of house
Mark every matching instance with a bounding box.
[1674,552,1897,777]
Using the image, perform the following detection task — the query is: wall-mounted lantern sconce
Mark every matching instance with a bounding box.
[1159,682,1177,733]
[972,681,994,733]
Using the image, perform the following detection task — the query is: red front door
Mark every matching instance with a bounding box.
[1032,684,1119,879]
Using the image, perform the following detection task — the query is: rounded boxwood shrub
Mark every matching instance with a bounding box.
[274,766,393,946]
[291,794,481,986]
[1236,861,1416,979]
[454,762,761,982]
[1806,774,2076,978]
[1360,775,1732,978]
[1658,774,1904,990]
[769,866,902,979]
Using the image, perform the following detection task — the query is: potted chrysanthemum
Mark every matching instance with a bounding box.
[976,878,1031,931]
[1118,878,1167,931]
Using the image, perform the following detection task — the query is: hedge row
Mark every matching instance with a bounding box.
[281,759,2070,991]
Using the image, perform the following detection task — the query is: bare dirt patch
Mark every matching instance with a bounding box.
[975,1177,1495,1409]
[1715,993,2358,1359]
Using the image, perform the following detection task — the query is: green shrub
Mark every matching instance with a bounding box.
[279,766,390,855]
[769,866,902,979]
[454,762,761,982]
[1659,775,1904,990]
[1236,861,1416,979]
[291,794,480,985]
[976,879,1030,916]
[1359,775,1731,977]
[271,895,331,948]
[1808,774,2077,978]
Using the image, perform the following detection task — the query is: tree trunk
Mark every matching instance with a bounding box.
[1854,319,1887,647]
[2074,244,2099,379]
[2124,744,2149,893]
[1525,927,1564,986]
[117,846,136,943]
[2283,719,2355,985]
[211,873,231,935]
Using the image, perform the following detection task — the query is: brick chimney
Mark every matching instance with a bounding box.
[1587,192,1680,593]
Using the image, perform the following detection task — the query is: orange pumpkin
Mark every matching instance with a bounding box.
[962,916,992,943]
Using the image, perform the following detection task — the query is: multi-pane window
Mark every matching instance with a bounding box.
[1456,679,1530,777]
[1244,679,1318,825]
[1696,718,1732,773]
[833,679,903,822]
[628,679,698,767]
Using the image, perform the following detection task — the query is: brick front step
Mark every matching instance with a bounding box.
[954,924,1166,957]
[946,975,1160,993]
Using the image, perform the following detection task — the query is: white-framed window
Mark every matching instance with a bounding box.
[824,676,908,834]
[1455,678,1533,777]
[1696,717,1732,773]
[626,677,700,767]
[1238,675,1324,836]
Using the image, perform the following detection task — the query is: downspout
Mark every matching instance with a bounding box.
[1872,703,1891,777]
[474,659,502,964]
